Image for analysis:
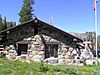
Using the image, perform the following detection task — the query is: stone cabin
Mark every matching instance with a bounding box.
[0,18,84,64]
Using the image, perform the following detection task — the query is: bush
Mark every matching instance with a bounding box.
[93,64,100,75]
[0,58,100,75]
[39,60,48,72]
[53,65,81,75]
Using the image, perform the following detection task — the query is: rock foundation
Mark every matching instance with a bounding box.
[0,35,97,66]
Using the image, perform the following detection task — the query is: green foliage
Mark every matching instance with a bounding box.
[52,65,81,75]
[0,15,16,31]
[19,0,34,23]
[2,17,7,30]
[39,60,48,72]
[79,64,100,75]
[0,58,100,75]
[0,15,3,31]
[92,64,100,75]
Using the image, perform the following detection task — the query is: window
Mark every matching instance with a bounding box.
[45,43,58,58]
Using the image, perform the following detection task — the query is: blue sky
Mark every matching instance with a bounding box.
[0,0,100,34]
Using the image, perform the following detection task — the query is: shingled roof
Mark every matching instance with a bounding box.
[0,18,83,47]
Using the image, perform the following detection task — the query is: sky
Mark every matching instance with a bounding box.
[0,0,100,34]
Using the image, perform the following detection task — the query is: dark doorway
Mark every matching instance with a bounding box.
[17,41,28,56]
[45,42,58,58]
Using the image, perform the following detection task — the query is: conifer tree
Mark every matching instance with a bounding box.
[2,17,7,30]
[0,15,3,31]
[19,0,34,23]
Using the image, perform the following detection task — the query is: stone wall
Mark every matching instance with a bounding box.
[0,35,96,66]
[0,35,77,64]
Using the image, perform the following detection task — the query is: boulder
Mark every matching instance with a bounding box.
[75,59,80,65]
[15,56,21,61]
[9,49,15,53]
[9,53,16,59]
[66,51,71,56]
[65,55,69,59]
[58,55,64,59]
[85,60,95,65]
[58,59,66,64]
[28,55,33,59]
[65,59,72,64]
[44,57,58,64]
[39,51,44,55]
[32,51,38,55]
[9,45,14,48]
[13,51,17,56]
[5,55,12,60]
[31,55,44,62]
[62,52,66,56]
[20,54,29,61]
[3,51,9,55]
[49,57,58,64]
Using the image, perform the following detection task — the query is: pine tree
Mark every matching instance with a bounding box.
[10,22,16,27]
[19,0,34,23]
[0,15,3,31]
[10,22,13,27]
[2,17,7,30]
